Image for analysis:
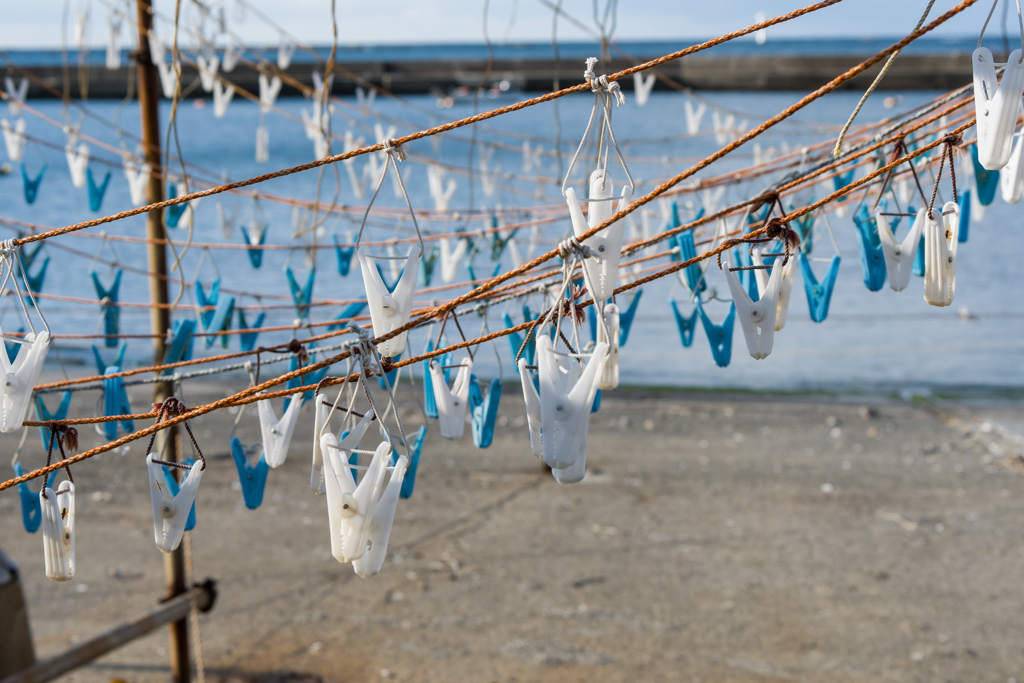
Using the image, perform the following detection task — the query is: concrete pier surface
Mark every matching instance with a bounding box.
[2,379,1023,682]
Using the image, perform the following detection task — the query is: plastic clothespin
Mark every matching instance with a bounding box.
[257,393,303,468]
[422,338,451,419]
[957,191,971,244]
[418,245,440,288]
[1001,134,1024,203]
[258,74,282,113]
[390,425,426,498]
[799,253,841,323]
[427,164,457,211]
[230,438,269,510]
[147,452,203,553]
[923,202,959,307]
[162,458,197,530]
[284,266,315,320]
[616,290,643,346]
[91,269,122,346]
[196,54,219,92]
[21,163,45,204]
[14,462,56,533]
[40,482,75,580]
[877,207,924,292]
[517,357,543,461]
[674,231,705,293]
[311,403,375,493]
[430,356,473,440]
[466,261,501,284]
[503,306,536,371]
[972,46,1024,170]
[4,77,28,118]
[93,345,133,441]
[321,435,388,563]
[723,254,782,360]
[236,309,266,352]
[241,222,267,268]
[751,249,798,332]
[2,118,27,162]
[34,392,72,450]
[278,41,295,70]
[352,452,408,579]
[1,331,50,433]
[853,205,888,292]
[165,182,188,227]
[697,299,735,368]
[162,319,195,372]
[86,168,111,212]
[468,375,502,449]
[633,72,656,106]
[670,300,699,347]
[195,280,234,349]
[970,145,1000,205]
[439,237,469,283]
[65,144,89,188]
[333,235,356,276]
[123,159,151,207]
[596,304,620,390]
[327,301,367,332]
[358,245,422,359]
[566,170,633,303]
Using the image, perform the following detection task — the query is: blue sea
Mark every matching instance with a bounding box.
[0,83,1021,396]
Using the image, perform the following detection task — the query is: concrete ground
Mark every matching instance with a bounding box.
[2,380,1024,683]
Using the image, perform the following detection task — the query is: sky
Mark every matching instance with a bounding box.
[0,0,1000,49]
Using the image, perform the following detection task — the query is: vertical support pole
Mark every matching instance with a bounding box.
[134,4,191,683]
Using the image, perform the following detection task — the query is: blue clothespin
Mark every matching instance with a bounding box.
[377,353,400,390]
[970,144,999,206]
[670,299,699,347]
[4,327,24,362]
[913,236,926,277]
[957,190,971,243]
[503,306,536,370]
[23,255,48,302]
[12,462,56,533]
[852,204,887,292]
[91,269,123,348]
[422,338,452,419]
[230,438,269,510]
[86,168,112,212]
[617,289,643,346]
[93,344,133,440]
[195,280,220,328]
[284,266,315,319]
[327,301,367,331]
[799,253,841,323]
[833,169,855,192]
[390,425,427,499]
[490,215,518,261]
[418,245,439,287]
[375,261,401,291]
[236,309,266,352]
[195,279,234,349]
[468,375,502,448]
[467,261,501,283]
[21,163,45,204]
[285,347,327,410]
[162,458,197,530]
[35,392,72,450]
[240,224,267,268]
[792,206,816,255]
[162,319,196,372]
[21,242,44,271]
[698,300,736,368]
[333,234,355,276]
[674,232,705,293]
[165,183,188,228]
[733,246,760,301]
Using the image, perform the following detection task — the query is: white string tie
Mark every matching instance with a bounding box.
[347,322,382,375]
[599,75,626,107]
[382,138,406,162]
[558,236,596,261]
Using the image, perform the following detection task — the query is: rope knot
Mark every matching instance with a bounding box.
[558,236,596,261]
[379,356,395,374]
[583,57,599,85]
[286,339,309,366]
[599,75,626,106]
[382,138,406,162]
[763,217,801,251]
[347,322,382,375]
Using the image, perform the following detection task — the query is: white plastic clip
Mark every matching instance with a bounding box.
[352,454,407,578]
[40,482,75,581]
[752,249,797,331]
[1001,133,1024,203]
[258,394,302,468]
[65,143,89,188]
[213,81,235,119]
[973,47,1024,170]
[923,202,959,307]
[124,158,152,207]
[258,74,282,113]
[566,169,633,302]
[517,359,544,460]
[1,329,50,433]
[278,41,295,70]
[4,77,28,118]
[196,54,219,92]
[723,257,782,360]
[255,125,269,163]
[633,72,656,106]
[427,164,457,211]
[147,453,203,553]
[439,237,468,283]
[596,303,620,390]
[322,436,387,563]
[429,356,473,439]
[877,208,925,291]
[311,402,375,492]
[536,336,608,484]
[357,244,421,358]
[2,118,26,162]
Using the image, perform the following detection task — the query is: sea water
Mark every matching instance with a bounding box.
[0,87,1020,395]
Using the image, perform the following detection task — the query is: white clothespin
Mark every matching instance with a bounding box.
[723,255,783,360]
[973,47,1024,170]
[633,72,656,106]
[877,208,925,291]
[0,328,48,432]
[711,110,735,145]
[522,141,542,173]
[106,15,122,70]
[322,435,388,563]
[429,356,473,439]
[534,336,608,484]
[752,249,797,331]
[344,130,366,199]
[258,394,303,468]
[65,143,89,188]
[40,482,75,581]
[258,74,282,113]
[356,85,377,110]
[301,101,326,140]
[566,169,633,302]
[196,54,219,93]
[702,186,725,214]
[4,77,28,118]
[684,99,706,135]
[147,31,177,99]
[255,125,269,163]
[358,245,421,358]
[222,36,240,72]
[147,453,203,553]
[440,237,468,283]
[311,398,375,492]
[517,359,544,460]
[213,81,235,118]
[923,202,959,307]
[278,40,295,70]
[1001,132,1024,203]
[427,164,456,211]
[352,454,407,578]
[596,303,620,390]
[124,158,151,206]
[479,145,499,197]
[311,71,334,101]
[2,118,27,162]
